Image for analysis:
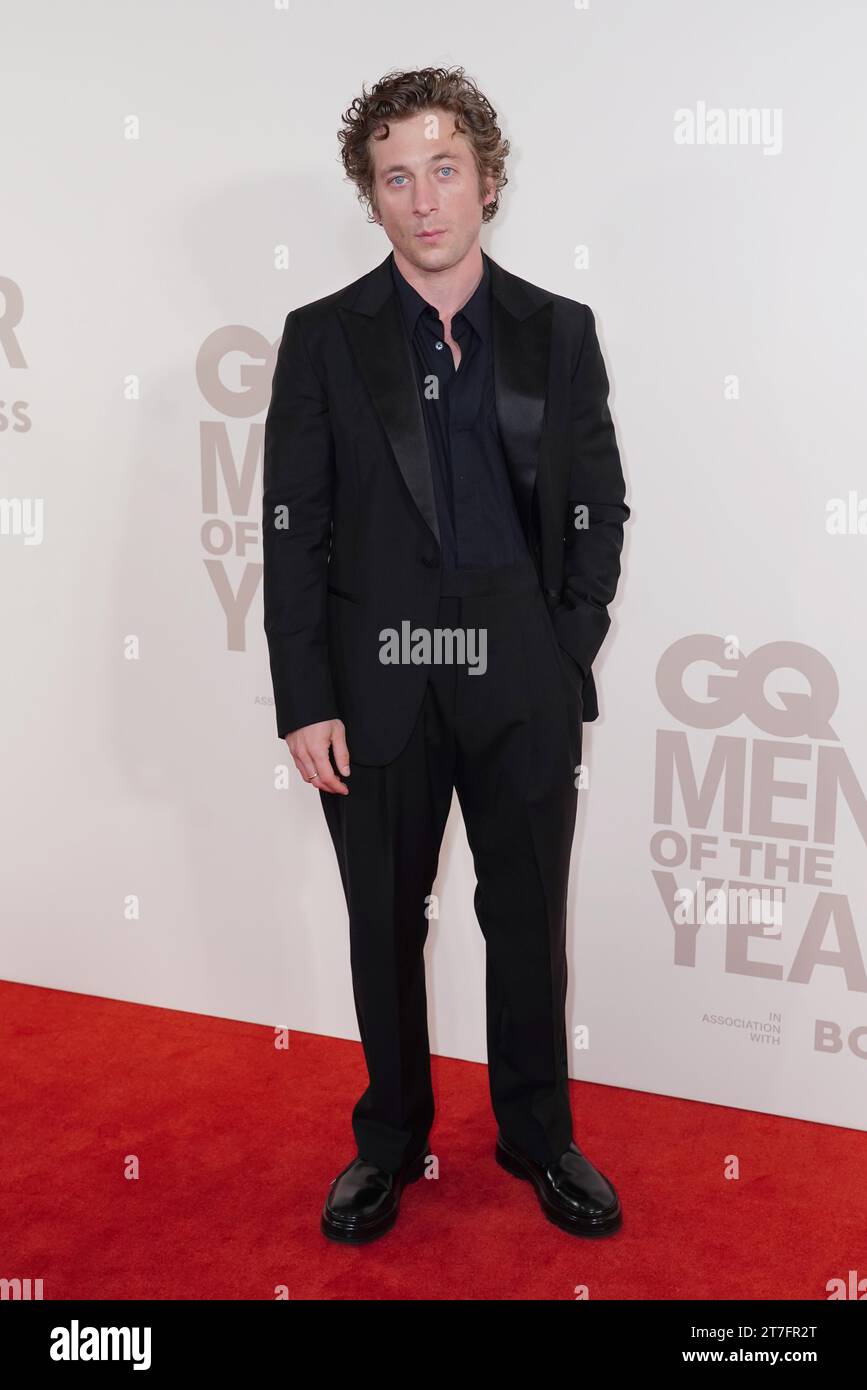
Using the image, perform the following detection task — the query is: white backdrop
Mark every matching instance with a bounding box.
[3,0,866,1131]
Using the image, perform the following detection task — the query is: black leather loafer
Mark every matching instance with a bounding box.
[495,1133,622,1237]
[320,1147,430,1244]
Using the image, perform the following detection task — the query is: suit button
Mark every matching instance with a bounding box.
[421,554,439,568]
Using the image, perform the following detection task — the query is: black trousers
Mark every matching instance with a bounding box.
[319,555,583,1172]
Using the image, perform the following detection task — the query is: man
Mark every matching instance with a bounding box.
[263,66,630,1244]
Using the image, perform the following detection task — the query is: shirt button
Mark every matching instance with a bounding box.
[435,341,443,350]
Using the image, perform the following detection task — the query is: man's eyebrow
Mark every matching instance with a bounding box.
[380,150,464,176]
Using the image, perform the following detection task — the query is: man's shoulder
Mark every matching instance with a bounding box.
[284,257,387,331]
[488,255,593,337]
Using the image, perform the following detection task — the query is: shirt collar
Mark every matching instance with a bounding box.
[391,251,490,341]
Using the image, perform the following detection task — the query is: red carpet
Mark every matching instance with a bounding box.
[2,979,863,1300]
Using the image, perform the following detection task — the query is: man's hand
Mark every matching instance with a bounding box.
[286,719,350,795]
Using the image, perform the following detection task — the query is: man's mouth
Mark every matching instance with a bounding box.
[416,229,445,240]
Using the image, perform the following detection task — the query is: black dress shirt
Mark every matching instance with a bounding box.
[390,252,530,572]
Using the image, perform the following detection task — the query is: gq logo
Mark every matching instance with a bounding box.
[194,323,283,651]
[652,633,866,1043]
[657,636,839,739]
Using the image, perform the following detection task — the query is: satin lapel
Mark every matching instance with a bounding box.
[338,252,440,548]
[487,252,552,539]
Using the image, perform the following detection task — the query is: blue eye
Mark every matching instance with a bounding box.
[388,167,454,186]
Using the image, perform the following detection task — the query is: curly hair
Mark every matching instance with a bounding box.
[337,66,510,224]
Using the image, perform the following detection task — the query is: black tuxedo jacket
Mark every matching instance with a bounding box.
[263,249,629,766]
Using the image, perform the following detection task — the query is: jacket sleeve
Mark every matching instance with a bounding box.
[262,309,339,739]
[550,304,630,680]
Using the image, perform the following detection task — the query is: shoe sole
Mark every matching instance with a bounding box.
[496,1140,622,1238]
[320,1150,429,1245]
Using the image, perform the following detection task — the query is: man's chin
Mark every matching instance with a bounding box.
[401,236,461,271]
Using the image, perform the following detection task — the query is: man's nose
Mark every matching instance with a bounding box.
[412,179,437,216]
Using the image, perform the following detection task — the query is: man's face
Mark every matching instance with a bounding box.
[369,107,494,272]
